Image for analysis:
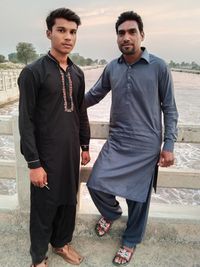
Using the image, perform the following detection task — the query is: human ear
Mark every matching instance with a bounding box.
[46,30,52,40]
[141,31,145,41]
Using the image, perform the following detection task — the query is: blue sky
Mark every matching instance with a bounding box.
[0,0,200,63]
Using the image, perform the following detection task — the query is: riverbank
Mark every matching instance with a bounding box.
[171,68,200,74]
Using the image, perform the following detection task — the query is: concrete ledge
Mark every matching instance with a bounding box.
[0,194,18,210]
[79,185,200,222]
[89,122,200,143]
[0,115,13,135]
[1,116,200,142]
[157,168,200,189]
[0,159,16,179]
[1,162,199,189]
[177,124,200,143]
[80,197,200,222]
[80,167,200,189]
[149,203,200,221]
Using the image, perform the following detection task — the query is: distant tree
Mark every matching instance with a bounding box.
[94,59,98,65]
[168,60,200,71]
[69,53,106,66]
[0,54,6,63]
[85,58,93,66]
[191,61,200,70]
[77,55,86,66]
[168,60,177,68]
[8,52,19,63]
[16,42,38,65]
[99,59,107,65]
[180,61,187,67]
[70,53,86,66]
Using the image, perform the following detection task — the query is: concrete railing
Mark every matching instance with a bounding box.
[0,115,200,214]
[0,70,21,106]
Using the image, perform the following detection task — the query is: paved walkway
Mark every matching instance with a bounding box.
[0,211,200,267]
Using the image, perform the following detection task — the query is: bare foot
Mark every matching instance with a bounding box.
[53,244,84,265]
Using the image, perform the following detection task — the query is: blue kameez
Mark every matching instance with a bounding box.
[85,48,178,202]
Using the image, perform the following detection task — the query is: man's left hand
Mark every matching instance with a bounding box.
[81,151,91,165]
[158,151,174,167]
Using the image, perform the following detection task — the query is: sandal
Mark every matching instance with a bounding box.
[95,217,112,237]
[30,257,48,267]
[53,244,84,265]
[112,247,135,266]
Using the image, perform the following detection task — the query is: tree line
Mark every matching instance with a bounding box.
[168,60,200,70]
[0,42,107,66]
[1,43,199,70]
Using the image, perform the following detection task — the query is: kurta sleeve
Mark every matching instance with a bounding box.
[18,67,41,169]
[78,74,90,151]
[85,66,111,108]
[158,64,178,152]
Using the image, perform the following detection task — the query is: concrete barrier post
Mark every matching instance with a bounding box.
[12,115,30,212]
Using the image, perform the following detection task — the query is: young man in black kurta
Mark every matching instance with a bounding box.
[18,8,90,267]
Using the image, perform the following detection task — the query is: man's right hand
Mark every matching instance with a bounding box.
[30,167,47,188]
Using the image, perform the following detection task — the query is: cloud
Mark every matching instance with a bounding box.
[0,0,199,64]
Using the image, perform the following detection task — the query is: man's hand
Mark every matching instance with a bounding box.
[158,151,174,167]
[81,151,91,166]
[30,167,47,188]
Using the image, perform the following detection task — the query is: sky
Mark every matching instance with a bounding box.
[0,0,200,64]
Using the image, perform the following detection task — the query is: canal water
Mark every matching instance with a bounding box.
[0,67,200,205]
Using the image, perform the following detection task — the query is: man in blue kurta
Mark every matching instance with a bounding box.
[85,11,178,266]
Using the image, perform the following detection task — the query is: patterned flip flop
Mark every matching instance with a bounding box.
[112,247,135,266]
[95,217,112,237]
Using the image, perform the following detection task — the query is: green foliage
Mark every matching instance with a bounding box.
[16,42,38,65]
[169,60,200,70]
[3,46,108,67]
[99,59,107,65]
[69,53,107,66]
[70,53,85,66]
[8,53,19,63]
[0,54,6,63]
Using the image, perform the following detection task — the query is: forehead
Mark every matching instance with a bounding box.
[118,20,139,31]
[53,18,78,29]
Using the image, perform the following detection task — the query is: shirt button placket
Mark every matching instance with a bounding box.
[124,65,132,114]
[127,65,132,96]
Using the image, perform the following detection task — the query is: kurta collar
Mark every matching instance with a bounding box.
[47,51,73,67]
[118,47,150,65]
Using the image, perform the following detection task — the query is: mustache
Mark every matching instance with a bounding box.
[121,42,132,45]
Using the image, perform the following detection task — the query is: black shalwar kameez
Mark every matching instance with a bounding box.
[18,53,90,264]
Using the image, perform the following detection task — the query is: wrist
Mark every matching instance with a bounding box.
[28,159,41,169]
[162,140,174,152]
[81,145,89,151]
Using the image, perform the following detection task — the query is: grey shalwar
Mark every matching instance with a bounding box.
[85,48,178,245]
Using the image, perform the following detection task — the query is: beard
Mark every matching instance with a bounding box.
[119,44,135,55]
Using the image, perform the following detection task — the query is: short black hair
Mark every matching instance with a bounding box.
[115,11,144,34]
[46,8,81,30]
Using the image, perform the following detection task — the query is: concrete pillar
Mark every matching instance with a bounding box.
[0,70,20,106]
[12,115,30,212]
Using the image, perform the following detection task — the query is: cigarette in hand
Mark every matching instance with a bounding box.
[44,183,50,190]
